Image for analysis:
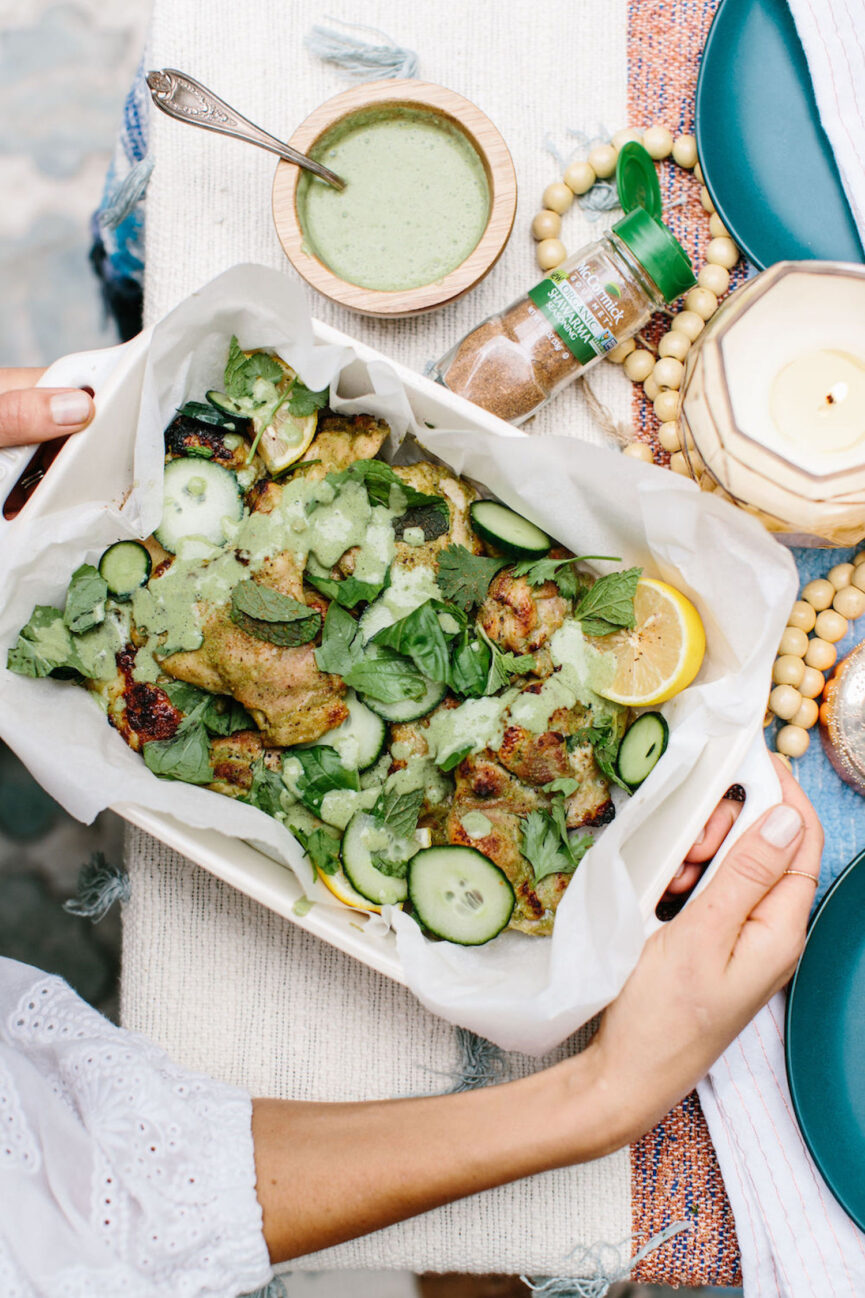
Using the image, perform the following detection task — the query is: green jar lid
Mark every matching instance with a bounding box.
[616,142,662,221]
[612,208,696,301]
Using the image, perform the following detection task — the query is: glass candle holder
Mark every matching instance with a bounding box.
[679,261,865,547]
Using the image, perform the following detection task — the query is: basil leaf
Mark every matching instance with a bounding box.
[229,580,321,646]
[370,787,424,839]
[306,569,389,610]
[287,746,360,814]
[7,606,76,678]
[437,743,474,773]
[327,459,449,521]
[314,603,363,676]
[288,381,328,417]
[448,630,491,698]
[162,681,254,735]
[64,563,108,634]
[241,757,287,817]
[477,626,536,694]
[575,567,642,637]
[435,545,507,612]
[292,824,341,876]
[343,650,427,703]
[223,336,283,402]
[369,852,411,879]
[142,718,213,785]
[370,600,449,683]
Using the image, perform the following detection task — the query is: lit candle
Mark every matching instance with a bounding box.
[770,349,865,455]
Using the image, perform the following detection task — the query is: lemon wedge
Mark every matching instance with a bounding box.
[258,408,318,475]
[317,864,384,913]
[590,576,706,706]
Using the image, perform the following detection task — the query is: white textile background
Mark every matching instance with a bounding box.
[130,0,637,1273]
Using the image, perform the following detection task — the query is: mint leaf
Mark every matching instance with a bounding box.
[64,563,108,634]
[288,381,328,417]
[7,606,77,678]
[288,746,360,815]
[370,600,449,683]
[371,787,424,839]
[293,824,341,876]
[575,567,642,637]
[229,580,321,647]
[223,336,283,402]
[242,757,287,816]
[343,650,426,704]
[435,545,507,612]
[314,603,363,676]
[142,718,213,785]
[306,569,389,610]
[161,681,254,735]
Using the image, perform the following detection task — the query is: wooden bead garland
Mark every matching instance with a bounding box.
[531,125,741,470]
[766,550,865,760]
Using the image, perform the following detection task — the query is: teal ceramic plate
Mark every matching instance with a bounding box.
[786,849,865,1229]
[695,0,863,268]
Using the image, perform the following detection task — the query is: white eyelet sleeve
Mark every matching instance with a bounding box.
[0,958,273,1298]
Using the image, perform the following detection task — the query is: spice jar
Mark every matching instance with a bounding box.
[432,209,695,424]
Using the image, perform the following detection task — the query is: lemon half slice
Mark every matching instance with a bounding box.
[591,577,706,707]
[318,865,384,913]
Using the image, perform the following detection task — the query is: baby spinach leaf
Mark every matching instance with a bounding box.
[306,569,389,610]
[223,336,283,401]
[142,718,213,785]
[370,600,449,683]
[370,787,424,839]
[287,746,360,814]
[229,580,321,646]
[575,567,642,637]
[288,381,329,417]
[6,606,77,678]
[292,824,341,876]
[343,650,427,703]
[435,545,508,612]
[314,603,363,676]
[63,564,108,635]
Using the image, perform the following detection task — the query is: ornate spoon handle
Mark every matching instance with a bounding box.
[145,69,345,190]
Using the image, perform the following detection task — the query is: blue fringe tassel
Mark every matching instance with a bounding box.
[240,1279,287,1298]
[305,19,418,81]
[63,852,130,923]
[448,1026,505,1092]
[522,1220,691,1297]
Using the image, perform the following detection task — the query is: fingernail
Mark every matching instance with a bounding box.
[694,827,706,845]
[760,804,803,848]
[673,863,686,879]
[50,391,92,426]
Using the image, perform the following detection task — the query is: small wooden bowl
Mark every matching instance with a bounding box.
[271,80,517,318]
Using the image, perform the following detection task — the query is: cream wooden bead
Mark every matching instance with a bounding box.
[708,212,730,239]
[700,185,715,213]
[828,562,855,590]
[672,134,698,168]
[684,287,718,320]
[854,550,865,566]
[698,263,730,296]
[791,697,819,730]
[804,638,837,671]
[537,238,566,270]
[587,144,617,179]
[833,585,865,620]
[788,600,817,632]
[542,182,573,214]
[769,684,803,721]
[798,665,825,698]
[612,128,642,150]
[658,330,690,362]
[623,348,655,383]
[814,609,848,642]
[707,236,739,268]
[653,356,685,390]
[658,420,682,452]
[531,209,562,241]
[778,625,809,658]
[669,451,691,476]
[776,724,810,758]
[654,389,680,423]
[773,655,805,687]
[853,566,865,592]
[624,441,654,463]
[802,578,835,610]
[672,310,705,341]
[694,161,704,183]
[642,125,674,159]
[643,374,661,402]
[563,160,596,195]
[607,338,636,364]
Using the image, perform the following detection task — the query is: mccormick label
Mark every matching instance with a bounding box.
[528,265,621,366]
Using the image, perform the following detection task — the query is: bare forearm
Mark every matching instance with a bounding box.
[252,1046,608,1263]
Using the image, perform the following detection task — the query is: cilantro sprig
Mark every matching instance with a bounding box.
[519,794,592,886]
[435,545,507,612]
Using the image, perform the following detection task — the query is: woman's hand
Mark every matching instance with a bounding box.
[0,368,94,447]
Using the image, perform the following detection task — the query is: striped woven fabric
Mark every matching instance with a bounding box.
[627,0,743,1285]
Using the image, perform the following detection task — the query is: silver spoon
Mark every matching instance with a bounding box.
[145,69,346,191]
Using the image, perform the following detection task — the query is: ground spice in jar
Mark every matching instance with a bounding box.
[433,209,695,425]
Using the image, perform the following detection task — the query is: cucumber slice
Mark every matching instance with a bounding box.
[616,712,669,789]
[305,692,386,771]
[360,676,447,724]
[408,846,515,945]
[98,541,152,600]
[206,389,244,417]
[341,811,414,906]
[469,501,551,558]
[155,458,243,554]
